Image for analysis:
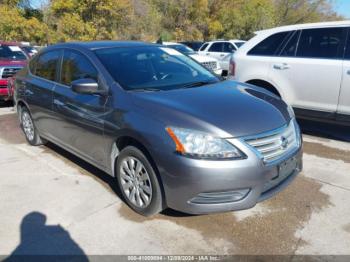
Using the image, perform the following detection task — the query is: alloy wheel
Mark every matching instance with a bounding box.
[22,111,34,141]
[119,157,152,208]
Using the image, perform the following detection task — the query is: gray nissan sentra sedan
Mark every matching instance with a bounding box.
[14,41,302,216]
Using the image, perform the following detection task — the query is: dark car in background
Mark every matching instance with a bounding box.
[14,41,302,216]
[180,41,204,51]
[0,42,27,101]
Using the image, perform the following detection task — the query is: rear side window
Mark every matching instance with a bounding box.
[248,31,290,56]
[33,51,60,81]
[199,43,209,51]
[296,27,346,59]
[60,50,98,86]
[209,42,224,52]
[280,31,300,57]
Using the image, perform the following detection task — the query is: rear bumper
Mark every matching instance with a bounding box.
[157,142,302,214]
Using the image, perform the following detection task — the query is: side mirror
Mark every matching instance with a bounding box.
[71,78,107,95]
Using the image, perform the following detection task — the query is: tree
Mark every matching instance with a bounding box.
[273,0,341,26]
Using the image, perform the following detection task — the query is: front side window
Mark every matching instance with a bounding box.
[33,51,60,81]
[0,45,27,61]
[95,46,218,91]
[248,31,290,56]
[60,50,98,86]
[296,27,346,59]
[209,42,224,52]
[345,29,350,59]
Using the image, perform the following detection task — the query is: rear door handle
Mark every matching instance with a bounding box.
[347,69,350,75]
[273,63,290,70]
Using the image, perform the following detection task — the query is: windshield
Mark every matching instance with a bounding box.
[95,46,218,91]
[235,42,245,48]
[0,45,27,60]
[22,46,38,54]
[166,44,196,55]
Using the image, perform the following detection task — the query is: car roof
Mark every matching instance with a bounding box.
[0,41,21,46]
[162,42,181,46]
[255,20,350,35]
[46,41,157,51]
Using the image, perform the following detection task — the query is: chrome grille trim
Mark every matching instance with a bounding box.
[0,67,22,79]
[244,120,299,163]
[201,61,217,70]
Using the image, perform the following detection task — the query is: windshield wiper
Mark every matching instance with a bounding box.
[131,87,161,92]
[181,80,216,89]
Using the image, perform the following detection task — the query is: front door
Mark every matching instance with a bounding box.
[52,49,108,169]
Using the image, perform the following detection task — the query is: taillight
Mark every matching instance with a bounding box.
[229,56,235,76]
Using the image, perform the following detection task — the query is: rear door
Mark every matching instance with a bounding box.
[338,28,350,120]
[24,50,61,138]
[52,49,108,168]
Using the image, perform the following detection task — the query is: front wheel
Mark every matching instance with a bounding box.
[116,146,163,216]
[20,107,46,146]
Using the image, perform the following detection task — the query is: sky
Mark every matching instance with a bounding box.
[30,0,350,18]
[334,0,350,18]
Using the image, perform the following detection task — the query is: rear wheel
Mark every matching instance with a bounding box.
[20,107,46,146]
[116,146,163,216]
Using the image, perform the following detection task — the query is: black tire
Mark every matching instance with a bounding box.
[116,146,163,216]
[19,106,47,146]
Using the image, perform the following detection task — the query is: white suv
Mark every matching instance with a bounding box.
[232,21,350,124]
[198,40,246,73]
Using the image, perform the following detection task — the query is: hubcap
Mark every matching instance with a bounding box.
[119,157,152,208]
[22,111,34,141]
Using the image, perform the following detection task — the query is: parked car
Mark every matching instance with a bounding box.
[21,45,38,57]
[179,41,204,51]
[15,41,302,216]
[162,42,223,75]
[231,21,350,125]
[0,42,27,101]
[198,39,246,74]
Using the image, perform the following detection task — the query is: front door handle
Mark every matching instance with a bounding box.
[347,69,350,75]
[273,63,290,70]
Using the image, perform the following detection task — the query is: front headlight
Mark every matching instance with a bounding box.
[166,127,245,160]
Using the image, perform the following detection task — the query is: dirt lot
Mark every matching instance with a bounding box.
[0,104,349,256]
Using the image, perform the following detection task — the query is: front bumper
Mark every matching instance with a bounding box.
[158,141,302,214]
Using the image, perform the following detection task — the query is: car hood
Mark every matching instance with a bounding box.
[189,54,219,63]
[131,80,291,138]
[0,60,26,67]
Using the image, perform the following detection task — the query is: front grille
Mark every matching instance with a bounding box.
[0,67,22,79]
[201,61,217,71]
[245,120,299,163]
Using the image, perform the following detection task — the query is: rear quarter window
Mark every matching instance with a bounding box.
[33,50,61,81]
